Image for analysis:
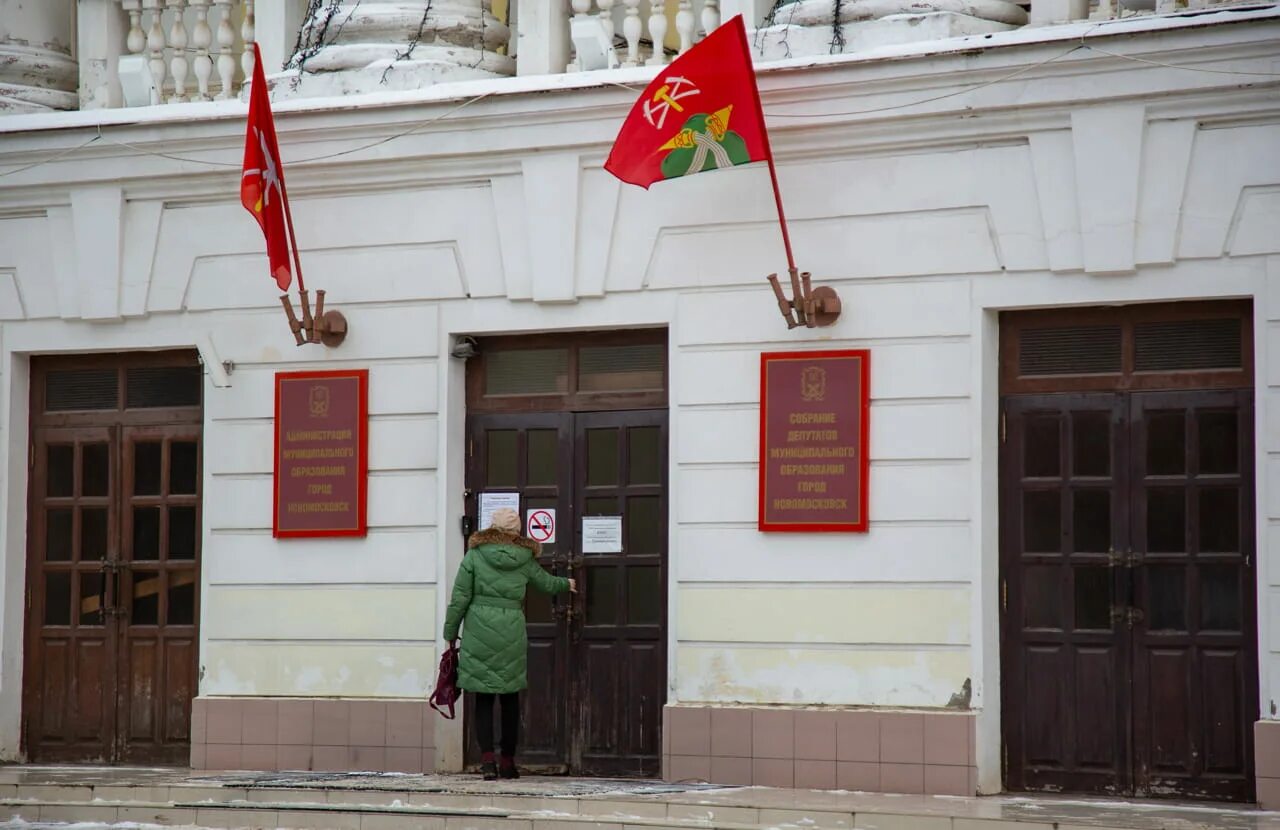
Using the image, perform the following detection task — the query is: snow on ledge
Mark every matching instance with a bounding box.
[0,3,1276,137]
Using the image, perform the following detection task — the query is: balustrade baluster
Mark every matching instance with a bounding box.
[675,1,695,53]
[241,0,256,89]
[190,0,213,100]
[701,0,720,38]
[598,0,616,46]
[569,0,593,71]
[145,0,168,104]
[646,2,668,66]
[167,0,189,102]
[214,0,235,98]
[622,0,643,67]
[122,1,147,57]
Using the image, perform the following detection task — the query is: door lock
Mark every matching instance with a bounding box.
[1109,605,1145,628]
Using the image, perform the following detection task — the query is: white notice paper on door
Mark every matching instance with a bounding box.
[479,491,520,531]
[582,516,623,553]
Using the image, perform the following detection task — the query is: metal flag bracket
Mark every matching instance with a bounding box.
[279,289,349,348]
[767,267,842,329]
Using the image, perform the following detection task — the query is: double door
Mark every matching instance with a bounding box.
[1001,389,1256,801]
[25,356,203,764]
[465,410,667,777]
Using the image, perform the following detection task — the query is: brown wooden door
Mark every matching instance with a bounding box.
[27,426,121,762]
[1001,389,1256,801]
[1130,390,1256,801]
[1001,394,1131,796]
[24,354,202,764]
[463,409,667,777]
[572,410,667,776]
[117,425,203,764]
[466,413,574,771]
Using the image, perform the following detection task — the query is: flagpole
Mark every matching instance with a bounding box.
[736,18,804,323]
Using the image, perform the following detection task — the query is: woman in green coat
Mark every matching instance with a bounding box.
[443,507,574,780]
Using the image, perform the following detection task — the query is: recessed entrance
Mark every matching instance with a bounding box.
[24,351,203,764]
[463,330,668,777]
[999,301,1257,802]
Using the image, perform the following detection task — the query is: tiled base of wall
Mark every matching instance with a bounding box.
[191,697,436,773]
[662,705,976,795]
[1256,720,1280,807]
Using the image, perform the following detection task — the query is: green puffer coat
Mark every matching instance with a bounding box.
[442,528,570,694]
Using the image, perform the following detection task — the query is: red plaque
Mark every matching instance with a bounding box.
[759,350,870,532]
[273,369,369,538]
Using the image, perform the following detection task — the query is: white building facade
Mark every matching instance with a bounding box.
[1,0,1278,808]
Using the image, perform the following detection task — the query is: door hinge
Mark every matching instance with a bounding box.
[1001,577,1007,612]
[467,439,473,458]
[1000,411,1006,443]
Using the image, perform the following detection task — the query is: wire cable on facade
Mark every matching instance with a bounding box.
[2,32,1279,180]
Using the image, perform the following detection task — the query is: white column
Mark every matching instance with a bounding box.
[645,4,668,66]
[78,0,128,109]
[167,0,189,102]
[0,0,78,112]
[144,0,167,104]
[189,0,213,100]
[1030,0,1088,25]
[701,0,721,36]
[676,0,695,52]
[213,0,236,99]
[717,0,771,26]
[253,0,306,77]
[240,0,255,84]
[621,0,643,67]
[517,0,571,76]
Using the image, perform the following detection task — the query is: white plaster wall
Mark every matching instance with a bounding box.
[0,10,1276,783]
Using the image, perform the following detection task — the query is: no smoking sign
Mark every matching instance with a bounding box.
[526,508,556,544]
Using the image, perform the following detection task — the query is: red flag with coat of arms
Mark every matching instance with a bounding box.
[240,42,293,292]
[604,15,771,189]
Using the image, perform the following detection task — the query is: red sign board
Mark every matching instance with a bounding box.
[759,350,870,532]
[273,369,369,538]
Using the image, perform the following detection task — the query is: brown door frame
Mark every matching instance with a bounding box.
[460,329,670,777]
[23,351,203,764]
[999,302,1258,802]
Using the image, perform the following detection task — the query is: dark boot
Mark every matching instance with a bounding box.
[481,752,498,781]
[498,756,519,780]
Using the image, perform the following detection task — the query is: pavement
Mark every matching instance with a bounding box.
[0,765,1277,829]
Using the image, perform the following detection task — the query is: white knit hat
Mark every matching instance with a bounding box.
[489,507,521,534]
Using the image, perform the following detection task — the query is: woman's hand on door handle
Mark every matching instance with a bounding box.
[568,579,578,593]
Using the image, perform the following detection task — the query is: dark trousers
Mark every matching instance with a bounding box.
[474,692,520,758]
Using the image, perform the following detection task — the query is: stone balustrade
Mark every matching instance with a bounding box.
[117,0,256,104]
[0,0,1266,114]
[565,0,723,72]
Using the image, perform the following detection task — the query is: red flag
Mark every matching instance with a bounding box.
[604,15,770,189]
[241,42,293,292]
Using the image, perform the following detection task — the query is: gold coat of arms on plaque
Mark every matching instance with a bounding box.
[800,366,827,402]
[308,385,330,418]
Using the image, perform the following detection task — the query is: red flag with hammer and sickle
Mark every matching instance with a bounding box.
[604,15,770,189]
[240,42,293,292]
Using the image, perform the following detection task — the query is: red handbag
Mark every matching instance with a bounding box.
[429,643,461,719]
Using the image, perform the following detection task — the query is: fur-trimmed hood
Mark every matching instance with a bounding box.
[467,527,542,559]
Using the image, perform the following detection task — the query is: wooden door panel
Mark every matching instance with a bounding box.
[1201,649,1246,773]
[573,410,666,777]
[116,425,202,764]
[1001,394,1130,796]
[1130,390,1255,801]
[464,413,573,771]
[463,407,667,777]
[25,426,119,762]
[1004,388,1256,802]
[165,637,197,742]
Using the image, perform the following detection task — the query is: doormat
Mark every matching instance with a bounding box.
[193,771,734,797]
